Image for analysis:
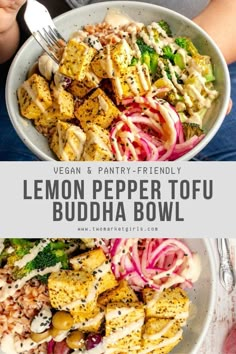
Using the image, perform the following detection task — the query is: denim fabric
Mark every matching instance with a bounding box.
[0,63,39,161]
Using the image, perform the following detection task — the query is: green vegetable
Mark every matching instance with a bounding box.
[193,54,215,82]
[174,53,185,69]
[130,57,139,66]
[175,37,198,56]
[162,45,174,61]
[11,240,70,280]
[136,38,159,76]
[182,122,204,140]
[158,20,172,36]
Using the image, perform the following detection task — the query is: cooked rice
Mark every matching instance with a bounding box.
[0,267,49,354]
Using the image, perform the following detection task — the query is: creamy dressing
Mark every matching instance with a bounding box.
[38,53,59,81]
[1,334,17,354]
[139,329,183,354]
[22,81,47,114]
[14,239,50,268]
[30,306,52,333]
[73,311,104,331]
[98,95,109,112]
[57,124,86,161]
[106,45,114,78]
[104,8,134,27]
[114,77,124,98]
[0,263,61,302]
[137,64,150,91]
[105,317,144,345]
[0,238,4,254]
[181,253,201,282]
[143,319,175,341]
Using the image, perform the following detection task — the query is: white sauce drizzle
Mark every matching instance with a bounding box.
[0,239,4,254]
[22,81,47,114]
[98,95,109,112]
[14,239,50,268]
[0,263,61,302]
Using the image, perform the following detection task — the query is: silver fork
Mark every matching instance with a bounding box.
[217,238,235,293]
[24,0,66,63]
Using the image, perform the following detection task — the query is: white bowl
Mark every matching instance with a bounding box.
[172,238,216,354]
[6,1,230,160]
[0,238,215,354]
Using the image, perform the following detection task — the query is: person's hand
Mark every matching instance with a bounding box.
[227,98,233,115]
[0,0,26,34]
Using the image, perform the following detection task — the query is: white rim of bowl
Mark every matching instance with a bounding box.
[189,238,217,354]
[6,1,231,161]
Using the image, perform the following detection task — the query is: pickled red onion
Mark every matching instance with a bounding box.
[110,97,204,161]
[96,238,200,291]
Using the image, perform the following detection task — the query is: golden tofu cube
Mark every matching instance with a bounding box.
[142,318,182,354]
[50,121,86,161]
[143,288,190,324]
[112,64,151,103]
[91,39,132,78]
[105,302,145,351]
[50,84,74,119]
[93,261,118,295]
[69,69,101,98]
[70,248,107,271]
[98,279,138,307]
[48,269,96,313]
[71,306,104,333]
[59,39,96,81]
[75,88,120,130]
[17,73,52,119]
[81,123,113,161]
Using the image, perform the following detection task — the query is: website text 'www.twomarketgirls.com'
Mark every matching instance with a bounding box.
[77,226,159,233]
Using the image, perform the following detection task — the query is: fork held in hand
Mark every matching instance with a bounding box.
[24,0,66,63]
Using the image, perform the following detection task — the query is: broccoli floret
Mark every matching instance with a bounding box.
[7,239,35,267]
[182,122,204,140]
[175,37,198,56]
[135,38,158,77]
[162,45,174,61]
[12,240,70,280]
[136,37,155,54]
[158,20,172,36]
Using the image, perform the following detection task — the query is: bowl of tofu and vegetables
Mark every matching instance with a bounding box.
[6,2,230,161]
[0,238,216,354]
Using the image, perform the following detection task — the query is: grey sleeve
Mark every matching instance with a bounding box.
[65,0,210,19]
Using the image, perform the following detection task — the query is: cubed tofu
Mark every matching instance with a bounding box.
[98,279,138,307]
[70,248,107,271]
[34,85,74,131]
[93,261,118,295]
[81,123,113,161]
[71,306,104,333]
[17,73,52,119]
[50,121,86,161]
[105,302,145,351]
[91,39,132,78]
[143,288,190,324]
[69,69,101,98]
[112,64,151,103]
[142,318,182,354]
[50,84,75,119]
[59,39,96,81]
[75,88,120,130]
[48,269,96,313]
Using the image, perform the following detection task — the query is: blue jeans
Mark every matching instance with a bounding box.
[1,62,236,161]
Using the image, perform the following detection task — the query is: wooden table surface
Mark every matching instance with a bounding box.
[199,239,236,354]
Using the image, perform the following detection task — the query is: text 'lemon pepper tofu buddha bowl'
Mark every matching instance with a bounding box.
[0,238,216,354]
[6,2,230,161]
